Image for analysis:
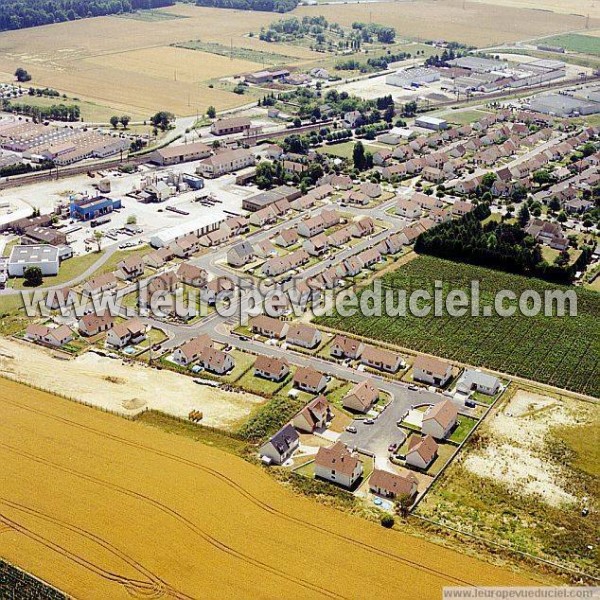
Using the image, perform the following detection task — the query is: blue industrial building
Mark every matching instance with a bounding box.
[69,195,122,221]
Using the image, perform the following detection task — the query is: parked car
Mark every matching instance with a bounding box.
[345,425,357,434]
[388,442,399,452]
[408,384,418,391]
[364,418,375,425]
[465,399,476,408]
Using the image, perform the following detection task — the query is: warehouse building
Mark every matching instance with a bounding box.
[69,195,122,221]
[530,92,600,117]
[386,67,440,88]
[149,141,212,166]
[415,116,448,131]
[8,244,59,276]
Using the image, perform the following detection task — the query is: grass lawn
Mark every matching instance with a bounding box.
[443,109,492,125]
[235,368,292,396]
[2,239,18,258]
[293,459,316,478]
[426,443,457,477]
[448,415,479,445]
[9,251,106,290]
[320,141,355,160]
[536,33,600,57]
[225,349,258,384]
[324,381,353,410]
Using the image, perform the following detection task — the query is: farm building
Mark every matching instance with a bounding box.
[210,117,251,136]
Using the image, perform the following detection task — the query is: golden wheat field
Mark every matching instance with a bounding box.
[0,379,535,599]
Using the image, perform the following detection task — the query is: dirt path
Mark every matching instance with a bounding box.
[0,338,262,429]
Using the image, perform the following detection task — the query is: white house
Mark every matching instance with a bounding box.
[421,400,458,440]
[314,442,363,489]
[259,424,299,465]
[405,434,438,470]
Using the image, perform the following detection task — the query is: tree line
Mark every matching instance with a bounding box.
[1,99,81,121]
[196,0,298,13]
[0,0,174,31]
[415,204,594,285]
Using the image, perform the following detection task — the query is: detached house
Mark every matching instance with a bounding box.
[259,424,299,465]
[82,272,117,295]
[396,199,422,220]
[115,255,144,281]
[405,434,438,470]
[369,469,418,500]
[286,323,321,349]
[25,324,73,348]
[314,442,363,489]
[172,335,213,366]
[227,241,255,267]
[304,233,329,257]
[360,345,404,373]
[177,262,207,288]
[421,400,458,440]
[250,315,288,339]
[171,234,200,259]
[293,366,328,395]
[106,318,146,349]
[456,369,501,396]
[78,312,114,337]
[331,335,364,360]
[198,347,234,375]
[254,356,289,382]
[292,396,332,433]
[342,379,378,413]
[413,355,452,387]
[351,216,375,238]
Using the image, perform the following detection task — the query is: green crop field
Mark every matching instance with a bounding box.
[314,256,600,397]
[173,40,299,66]
[538,33,600,56]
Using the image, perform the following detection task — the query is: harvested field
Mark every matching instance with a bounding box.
[0,5,318,117]
[417,387,600,577]
[295,0,598,47]
[470,0,599,19]
[0,338,263,429]
[0,379,535,599]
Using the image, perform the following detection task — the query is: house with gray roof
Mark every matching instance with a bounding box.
[259,424,299,465]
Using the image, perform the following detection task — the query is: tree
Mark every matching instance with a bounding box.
[109,115,119,129]
[120,115,130,129]
[207,105,216,119]
[548,197,561,213]
[93,230,104,253]
[380,515,394,528]
[353,141,367,171]
[481,172,497,190]
[517,204,530,228]
[126,215,137,225]
[383,104,395,123]
[15,67,31,82]
[532,169,553,186]
[23,266,42,287]
[150,111,175,131]
[557,210,568,223]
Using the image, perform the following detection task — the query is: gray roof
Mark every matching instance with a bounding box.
[9,244,59,265]
[457,369,500,393]
[230,241,254,258]
[266,424,299,456]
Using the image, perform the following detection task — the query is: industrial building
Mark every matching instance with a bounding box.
[148,141,212,166]
[8,244,59,276]
[242,185,302,212]
[149,214,226,249]
[69,195,122,221]
[386,67,440,88]
[415,116,448,131]
[530,90,600,117]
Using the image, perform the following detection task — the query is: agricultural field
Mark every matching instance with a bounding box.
[417,386,599,578]
[295,0,598,47]
[0,4,318,118]
[533,33,600,56]
[470,0,599,19]
[0,379,535,598]
[315,256,600,397]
